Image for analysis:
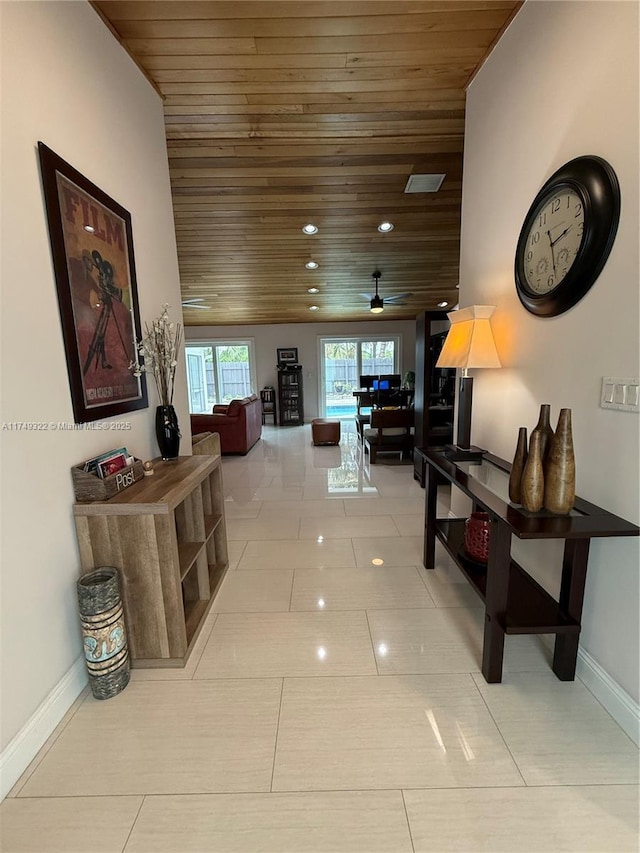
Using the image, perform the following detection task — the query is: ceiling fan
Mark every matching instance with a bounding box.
[181,298,209,310]
[361,271,412,314]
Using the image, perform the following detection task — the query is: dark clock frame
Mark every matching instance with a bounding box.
[514,156,620,317]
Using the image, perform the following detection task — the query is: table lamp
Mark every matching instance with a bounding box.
[436,305,501,458]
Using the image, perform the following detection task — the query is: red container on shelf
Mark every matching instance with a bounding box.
[464,512,491,563]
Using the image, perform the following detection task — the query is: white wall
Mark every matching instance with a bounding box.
[0,0,186,783]
[186,320,416,419]
[462,1,639,702]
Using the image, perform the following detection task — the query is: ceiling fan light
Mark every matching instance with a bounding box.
[370,295,384,313]
[378,221,394,233]
[302,223,318,235]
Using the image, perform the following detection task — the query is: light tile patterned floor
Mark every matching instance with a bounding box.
[2,423,638,852]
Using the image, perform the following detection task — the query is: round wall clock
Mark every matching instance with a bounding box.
[514,155,620,317]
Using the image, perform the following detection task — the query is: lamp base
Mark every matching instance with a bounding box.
[445,444,486,461]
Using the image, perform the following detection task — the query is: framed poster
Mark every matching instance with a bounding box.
[38,142,148,423]
[277,347,298,364]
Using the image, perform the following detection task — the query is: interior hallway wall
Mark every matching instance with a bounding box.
[0,0,186,793]
[461,0,639,705]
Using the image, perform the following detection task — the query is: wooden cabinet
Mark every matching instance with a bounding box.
[277,365,304,425]
[74,455,228,668]
[413,311,455,485]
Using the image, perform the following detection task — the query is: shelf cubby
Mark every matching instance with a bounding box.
[74,454,229,668]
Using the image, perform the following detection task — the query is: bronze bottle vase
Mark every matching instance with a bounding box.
[531,403,554,467]
[544,408,575,514]
[520,430,545,512]
[508,427,528,504]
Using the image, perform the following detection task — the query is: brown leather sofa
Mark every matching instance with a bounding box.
[190,394,262,455]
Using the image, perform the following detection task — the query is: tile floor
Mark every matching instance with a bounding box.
[2,423,638,852]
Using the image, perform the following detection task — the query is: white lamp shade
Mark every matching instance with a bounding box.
[436,305,501,369]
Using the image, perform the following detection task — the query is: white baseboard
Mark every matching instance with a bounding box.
[0,656,87,801]
[576,647,640,746]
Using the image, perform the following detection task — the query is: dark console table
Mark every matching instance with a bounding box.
[423,448,639,683]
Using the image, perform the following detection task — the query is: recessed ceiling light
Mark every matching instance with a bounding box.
[83,224,95,233]
[309,305,319,311]
[308,287,319,294]
[437,301,449,308]
[302,223,318,235]
[378,221,394,233]
[305,260,319,269]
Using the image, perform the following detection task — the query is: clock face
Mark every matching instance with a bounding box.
[523,187,585,294]
[515,156,620,317]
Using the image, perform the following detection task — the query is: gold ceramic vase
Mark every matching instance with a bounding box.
[531,403,554,467]
[544,408,575,514]
[520,431,544,512]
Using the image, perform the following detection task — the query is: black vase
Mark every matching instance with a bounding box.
[155,405,181,460]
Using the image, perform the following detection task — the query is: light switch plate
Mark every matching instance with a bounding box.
[601,377,640,412]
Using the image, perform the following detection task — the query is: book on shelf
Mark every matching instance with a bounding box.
[84,447,133,479]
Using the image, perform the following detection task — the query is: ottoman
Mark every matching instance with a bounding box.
[311,418,341,446]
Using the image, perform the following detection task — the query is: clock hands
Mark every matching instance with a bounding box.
[546,222,574,277]
[549,222,573,247]
[546,230,558,275]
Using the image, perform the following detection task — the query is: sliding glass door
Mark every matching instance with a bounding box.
[185,341,256,412]
[320,336,399,417]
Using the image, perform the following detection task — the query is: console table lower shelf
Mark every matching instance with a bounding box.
[422,448,639,684]
[436,519,580,636]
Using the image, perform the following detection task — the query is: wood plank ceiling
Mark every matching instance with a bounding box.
[93,1,521,325]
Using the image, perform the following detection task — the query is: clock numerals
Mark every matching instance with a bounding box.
[522,188,585,294]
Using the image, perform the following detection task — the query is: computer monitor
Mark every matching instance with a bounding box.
[379,374,401,389]
[373,379,390,391]
[359,375,377,389]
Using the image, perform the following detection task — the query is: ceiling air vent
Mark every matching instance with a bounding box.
[404,174,446,193]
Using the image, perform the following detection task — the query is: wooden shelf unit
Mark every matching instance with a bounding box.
[277,364,304,425]
[260,387,277,425]
[74,454,229,668]
[413,311,455,485]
